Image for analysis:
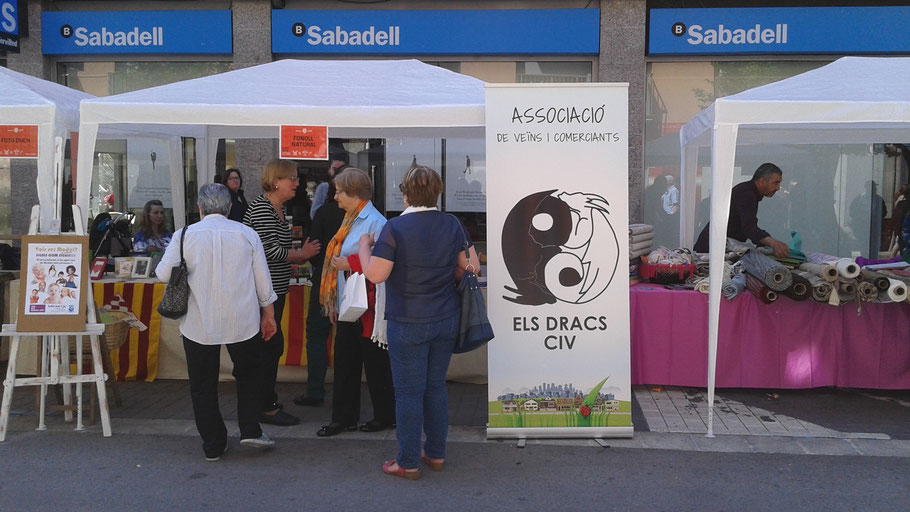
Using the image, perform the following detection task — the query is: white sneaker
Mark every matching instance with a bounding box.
[240,434,275,449]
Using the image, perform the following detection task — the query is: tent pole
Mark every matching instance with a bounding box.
[706,123,738,438]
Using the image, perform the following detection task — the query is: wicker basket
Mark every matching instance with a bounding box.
[102,312,131,352]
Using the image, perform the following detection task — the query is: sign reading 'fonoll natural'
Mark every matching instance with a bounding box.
[0,125,38,158]
[280,125,328,160]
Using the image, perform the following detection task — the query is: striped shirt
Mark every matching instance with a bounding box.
[243,194,292,295]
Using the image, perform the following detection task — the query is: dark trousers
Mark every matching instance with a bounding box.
[261,293,286,412]
[183,334,263,457]
[331,320,395,426]
[305,278,331,400]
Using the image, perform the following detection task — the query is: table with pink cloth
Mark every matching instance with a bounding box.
[630,284,910,389]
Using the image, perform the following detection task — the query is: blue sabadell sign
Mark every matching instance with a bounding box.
[41,10,233,55]
[272,9,599,55]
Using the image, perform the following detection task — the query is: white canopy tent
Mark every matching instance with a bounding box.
[679,56,910,436]
[76,59,486,226]
[1,66,93,231]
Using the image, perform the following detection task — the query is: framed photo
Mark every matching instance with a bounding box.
[131,257,152,279]
[115,257,135,278]
[18,234,89,332]
[149,253,163,278]
[90,257,108,280]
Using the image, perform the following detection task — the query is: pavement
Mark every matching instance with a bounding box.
[3,369,910,457]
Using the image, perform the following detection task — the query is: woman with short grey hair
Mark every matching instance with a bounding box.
[156,183,279,460]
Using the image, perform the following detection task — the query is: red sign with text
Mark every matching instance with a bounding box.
[280,125,328,160]
[0,125,39,158]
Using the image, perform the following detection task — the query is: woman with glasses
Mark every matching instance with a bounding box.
[224,168,248,223]
[316,167,395,437]
[243,158,321,427]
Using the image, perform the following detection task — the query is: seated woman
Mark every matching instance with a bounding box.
[133,200,172,255]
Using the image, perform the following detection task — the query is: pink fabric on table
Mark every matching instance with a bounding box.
[630,284,910,389]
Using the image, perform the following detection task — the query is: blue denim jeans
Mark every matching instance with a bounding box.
[387,314,458,470]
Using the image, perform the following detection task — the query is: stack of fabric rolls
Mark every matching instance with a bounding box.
[629,224,654,260]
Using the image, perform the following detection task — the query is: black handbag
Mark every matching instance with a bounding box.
[156,226,189,319]
[452,220,494,354]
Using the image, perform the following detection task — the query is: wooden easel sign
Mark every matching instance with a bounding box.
[17,235,89,332]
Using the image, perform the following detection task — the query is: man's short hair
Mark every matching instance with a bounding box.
[752,163,782,182]
[197,183,232,216]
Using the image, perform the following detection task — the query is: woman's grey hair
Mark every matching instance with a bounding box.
[197,183,232,216]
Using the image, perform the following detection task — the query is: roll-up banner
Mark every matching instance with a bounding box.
[485,84,632,439]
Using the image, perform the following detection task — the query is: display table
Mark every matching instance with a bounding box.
[630,284,910,389]
[88,280,488,384]
[92,280,333,381]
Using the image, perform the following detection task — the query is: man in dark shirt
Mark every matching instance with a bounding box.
[694,163,790,258]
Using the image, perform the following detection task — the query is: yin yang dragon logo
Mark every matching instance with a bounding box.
[502,190,619,305]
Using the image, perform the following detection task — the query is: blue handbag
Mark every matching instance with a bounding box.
[454,238,494,354]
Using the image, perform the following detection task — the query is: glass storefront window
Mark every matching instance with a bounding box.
[57,61,231,96]
[643,60,905,257]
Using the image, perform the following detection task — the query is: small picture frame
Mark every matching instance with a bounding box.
[149,253,163,278]
[291,225,303,239]
[131,256,152,279]
[115,257,135,278]
[90,257,108,280]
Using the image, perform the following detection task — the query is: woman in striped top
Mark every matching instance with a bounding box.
[243,159,321,426]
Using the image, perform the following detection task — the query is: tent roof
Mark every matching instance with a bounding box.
[81,59,486,130]
[0,66,92,130]
[681,57,910,147]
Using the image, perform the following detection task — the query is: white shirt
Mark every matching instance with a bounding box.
[156,214,277,345]
[662,185,679,215]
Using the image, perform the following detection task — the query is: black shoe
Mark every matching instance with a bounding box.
[293,394,325,407]
[358,420,394,432]
[316,423,357,437]
[260,409,300,426]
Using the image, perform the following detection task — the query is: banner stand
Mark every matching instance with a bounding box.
[485,83,632,439]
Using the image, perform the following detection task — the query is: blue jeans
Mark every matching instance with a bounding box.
[387,314,458,470]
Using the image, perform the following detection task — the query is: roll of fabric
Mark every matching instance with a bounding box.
[886,278,908,302]
[693,277,710,294]
[629,224,653,236]
[723,272,747,300]
[629,247,651,260]
[794,270,833,302]
[806,251,837,264]
[745,273,777,304]
[838,279,856,295]
[741,250,792,292]
[857,281,877,302]
[797,262,839,281]
[782,272,811,301]
[834,258,860,279]
[859,268,891,291]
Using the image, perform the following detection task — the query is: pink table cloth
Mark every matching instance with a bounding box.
[630,284,910,389]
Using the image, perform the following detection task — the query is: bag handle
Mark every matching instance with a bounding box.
[447,213,475,274]
[178,224,188,266]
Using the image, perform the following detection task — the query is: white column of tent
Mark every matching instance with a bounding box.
[705,123,738,438]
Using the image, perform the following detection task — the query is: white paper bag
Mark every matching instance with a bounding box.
[338,272,368,322]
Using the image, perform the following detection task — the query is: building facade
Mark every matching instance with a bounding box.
[1,0,905,258]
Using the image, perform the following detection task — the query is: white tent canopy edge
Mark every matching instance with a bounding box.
[678,56,910,437]
[76,59,486,226]
[1,66,92,231]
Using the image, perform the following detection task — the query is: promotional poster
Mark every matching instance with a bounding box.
[127,138,171,208]
[24,242,83,316]
[485,84,632,439]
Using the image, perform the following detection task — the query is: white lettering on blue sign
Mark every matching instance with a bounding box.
[685,23,788,46]
[72,26,163,47]
[305,25,399,46]
[1,1,16,34]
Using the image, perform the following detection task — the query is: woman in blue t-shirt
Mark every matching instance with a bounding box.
[358,166,480,480]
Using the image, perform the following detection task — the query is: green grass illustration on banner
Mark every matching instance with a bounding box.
[577,376,609,427]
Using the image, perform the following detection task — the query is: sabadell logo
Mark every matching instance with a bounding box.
[291,22,400,46]
[671,21,788,45]
[60,24,164,47]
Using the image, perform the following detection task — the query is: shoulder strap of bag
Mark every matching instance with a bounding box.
[179,225,188,265]
[447,213,474,274]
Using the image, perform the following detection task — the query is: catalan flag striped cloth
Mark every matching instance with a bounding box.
[93,282,334,381]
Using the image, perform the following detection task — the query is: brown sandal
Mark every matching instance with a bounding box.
[382,460,420,480]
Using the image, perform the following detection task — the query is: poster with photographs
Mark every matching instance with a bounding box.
[18,235,89,331]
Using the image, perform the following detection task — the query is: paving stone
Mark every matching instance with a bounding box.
[746,435,808,455]
[797,438,862,456]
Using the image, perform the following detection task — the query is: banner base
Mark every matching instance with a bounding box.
[486,426,634,440]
